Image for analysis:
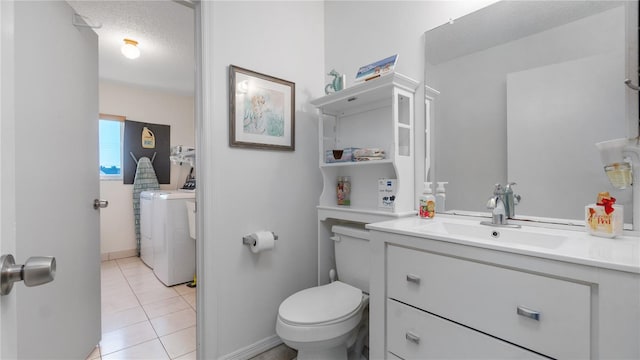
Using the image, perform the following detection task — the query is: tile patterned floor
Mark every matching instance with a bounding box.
[89,256,294,360]
[86,257,196,360]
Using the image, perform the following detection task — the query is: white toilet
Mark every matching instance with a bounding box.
[276,224,370,360]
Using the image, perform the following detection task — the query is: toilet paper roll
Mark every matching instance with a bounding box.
[250,231,276,253]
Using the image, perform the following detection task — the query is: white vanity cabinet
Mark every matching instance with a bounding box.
[367,217,640,359]
[386,245,588,359]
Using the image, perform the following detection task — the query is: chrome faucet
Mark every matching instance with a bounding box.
[480,183,521,228]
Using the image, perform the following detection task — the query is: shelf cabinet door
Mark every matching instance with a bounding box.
[394,89,413,157]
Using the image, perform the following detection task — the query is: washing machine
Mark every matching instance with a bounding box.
[152,191,196,286]
[140,190,167,268]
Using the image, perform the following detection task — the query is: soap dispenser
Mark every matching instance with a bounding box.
[419,182,436,219]
[435,182,448,213]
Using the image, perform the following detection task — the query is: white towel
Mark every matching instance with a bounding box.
[355,156,386,161]
[353,148,385,158]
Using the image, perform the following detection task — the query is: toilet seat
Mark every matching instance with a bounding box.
[278,281,363,326]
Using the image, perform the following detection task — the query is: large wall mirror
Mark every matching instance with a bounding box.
[426,0,638,227]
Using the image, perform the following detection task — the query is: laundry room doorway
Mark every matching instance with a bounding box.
[69,0,198,358]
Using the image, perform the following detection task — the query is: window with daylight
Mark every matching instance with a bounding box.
[99,114,125,179]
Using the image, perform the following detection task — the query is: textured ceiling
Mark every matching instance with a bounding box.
[68,0,195,95]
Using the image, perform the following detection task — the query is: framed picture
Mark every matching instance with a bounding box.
[229,65,295,151]
[354,54,398,82]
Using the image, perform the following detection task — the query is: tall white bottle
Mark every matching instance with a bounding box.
[435,182,448,213]
[419,182,436,218]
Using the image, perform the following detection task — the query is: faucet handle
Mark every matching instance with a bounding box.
[514,194,521,205]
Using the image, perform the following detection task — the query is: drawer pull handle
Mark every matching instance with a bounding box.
[517,306,541,321]
[405,331,420,344]
[406,274,421,284]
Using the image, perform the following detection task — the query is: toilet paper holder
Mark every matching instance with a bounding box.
[242,231,279,246]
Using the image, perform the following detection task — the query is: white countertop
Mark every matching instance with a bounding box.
[366,214,640,274]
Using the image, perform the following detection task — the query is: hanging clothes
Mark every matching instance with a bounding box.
[132,156,160,256]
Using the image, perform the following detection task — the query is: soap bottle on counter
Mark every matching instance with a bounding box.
[419,182,435,218]
[435,182,448,213]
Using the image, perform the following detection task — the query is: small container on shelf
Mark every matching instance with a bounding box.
[378,178,397,210]
[337,176,351,206]
[325,147,357,163]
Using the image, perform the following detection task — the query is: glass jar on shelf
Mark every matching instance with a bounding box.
[337,176,351,206]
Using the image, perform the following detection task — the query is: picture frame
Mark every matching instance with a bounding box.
[229,65,295,151]
[354,54,398,82]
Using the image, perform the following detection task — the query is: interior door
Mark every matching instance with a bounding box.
[0,1,101,358]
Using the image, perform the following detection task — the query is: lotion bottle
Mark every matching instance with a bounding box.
[435,182,448,213]
[419,182,436,218]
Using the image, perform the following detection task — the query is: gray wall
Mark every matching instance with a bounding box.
[99,81,195,258]
[200,1,324,358]
[325,1,497,206]
[199,1,499,357]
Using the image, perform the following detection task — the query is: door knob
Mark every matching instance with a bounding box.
[93,199,109,209]
[0,254,56,296]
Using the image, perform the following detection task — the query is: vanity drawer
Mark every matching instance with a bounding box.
[387,245,590,359]
[387,299,546,359]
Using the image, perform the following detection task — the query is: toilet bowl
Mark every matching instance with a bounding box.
[276,225,370,360]
[277,281,368,360]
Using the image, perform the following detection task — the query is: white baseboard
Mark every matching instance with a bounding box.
[219,334,283,360]
[101,248,138,261]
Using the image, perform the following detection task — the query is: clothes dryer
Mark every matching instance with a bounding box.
[152,191,196,286]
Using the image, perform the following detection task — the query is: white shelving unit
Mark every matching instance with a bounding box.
[311,73,419,284]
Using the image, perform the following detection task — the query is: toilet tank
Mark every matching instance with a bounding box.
[332,224,370,293]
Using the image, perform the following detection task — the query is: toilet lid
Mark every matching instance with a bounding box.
[278,281,362,325]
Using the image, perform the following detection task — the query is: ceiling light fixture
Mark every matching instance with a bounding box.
[121,38,140,59]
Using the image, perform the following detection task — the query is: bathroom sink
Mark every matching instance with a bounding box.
[416,221,567,249]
